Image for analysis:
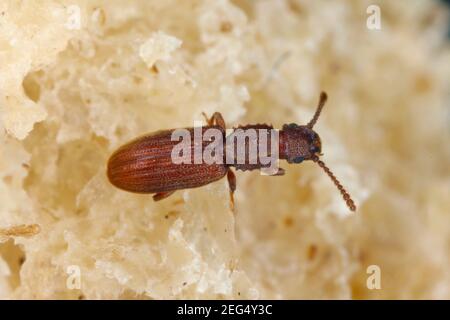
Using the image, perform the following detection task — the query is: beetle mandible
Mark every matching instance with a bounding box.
[107,92,356,211]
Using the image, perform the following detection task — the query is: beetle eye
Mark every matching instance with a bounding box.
[292,156,304,163]
[310,146,320,153]
[283,123,298,130]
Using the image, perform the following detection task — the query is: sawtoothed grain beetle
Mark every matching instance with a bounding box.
[107,92,356,211]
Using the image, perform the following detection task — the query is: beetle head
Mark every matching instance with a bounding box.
[281,124,322,163]
[280,92,357,212]
[281,91,327,164]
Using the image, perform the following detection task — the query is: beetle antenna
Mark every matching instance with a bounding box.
[307,91,327,129]
[313,156,356,211]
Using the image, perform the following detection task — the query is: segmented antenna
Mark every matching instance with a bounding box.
[307,92,327,129]
[313,156,356,211]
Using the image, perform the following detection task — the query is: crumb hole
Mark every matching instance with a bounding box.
[22,72,41,103]
[115,126,125,138]
[133,76,143,84]
[151,65,159,74]
[288,0,303,14]
[220,21,233,33]
[414,74,432,93]
[283,216,294,228]
[0,240,25,290]
[307,244,318,261]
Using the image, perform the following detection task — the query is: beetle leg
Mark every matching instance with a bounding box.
[211,112,226,130]
[273,167,285,176]
[201,112,212,125]
[201,112,226,130]
[153,191,176,201]
[227,169,236,212]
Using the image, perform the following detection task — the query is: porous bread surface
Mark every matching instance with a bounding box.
[0,0,449,299]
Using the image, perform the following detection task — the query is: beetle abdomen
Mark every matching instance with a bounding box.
[107,128,228,194]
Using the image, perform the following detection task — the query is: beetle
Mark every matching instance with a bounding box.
[107,92,356,211]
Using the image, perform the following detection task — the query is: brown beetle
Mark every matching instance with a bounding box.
[107,92,356,211]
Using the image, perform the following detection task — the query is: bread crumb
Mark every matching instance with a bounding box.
[139,31,182,68]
